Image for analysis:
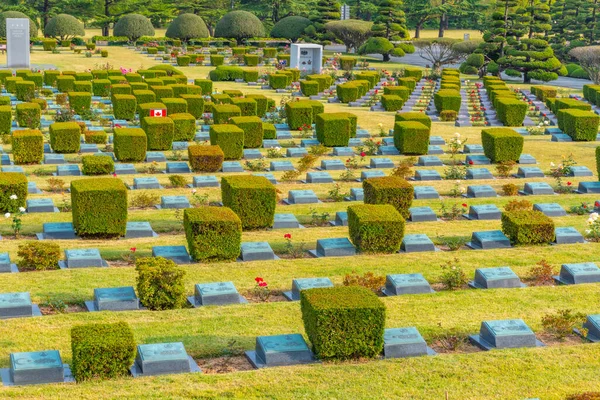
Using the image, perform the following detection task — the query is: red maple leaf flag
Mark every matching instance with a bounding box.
[149,109,167,117]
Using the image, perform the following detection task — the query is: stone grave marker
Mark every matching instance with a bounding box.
[189,282,247,306]
[310,238,356,258]
[533,203,566,217]
[243,149,262,159]
[400,234,435,252]
[554,227,585,245]
[132,177,162,190]
[466,168,493,180]
[253,173,278,185]
[320,160,346,171]
[348,138,363,147]
[246,334,317,368]
[27,182,41,194]
[273,214,301,229]
[576,182,600,194]
[300,139,319,147]
[429,136,445,145]
[469,319,543,350]
[383,327,436,358]
[159,196,190,209]
[0,292,40,318]
[43,154,65,165]
[171,142,189,151]
[165,162,190,174]
[26,198,57,213]
[0,253,18,273]
[56,165,81,176]
[125,221,158,238]
[581,315,600,342]
[464,144,484,153]
[286,148,307,158]
[0,350,74,386]
[551,133,572,142]
[466,204,501,220]
[383,273,433,296]
[59,248,107,269]
[332,147,354,156]
[370,158,394,169]
[355,129,370,138]
[545,127,562,135]
[114,164,136,175]
[521,182,554,196]
[332,211,348,226]
[568,166,593,177]
[465,155,491,165]
[413,186,439,199]
[516,167,544,178]
[152,246,191,264]
[378,145,400,155]
[146,152,166,163]
[360,170,385,181]
[416,156,443,167]
[427,145,444,155]
[518,154,536,164]
[285,190,318,205]
[276,131,293,140]
[80,144,98,153]
[86,286,139,312]
[414,170,442,181]
[262,139,280,148]
[270,161,295,171]
[305,172,333,184]
[465,185,496,198]
[469,267,525,289]
[37,222,77,240]
[240,242,278,261]
[345,188,363,201]
[192,176,219,188]
[467,230,511,250]
[409,207,437,222]
[222,161,244,172]
[283,278,334,301]
[0,154,12,165]
[130,342,200,377]
[1,166,24,173]
[6,18,30,68]
[554,262,600,284]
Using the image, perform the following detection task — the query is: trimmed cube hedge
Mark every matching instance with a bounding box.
[501,210,555,245]
[180,94,204,119]
[306,74,332,92]
[16,103,41,129]
[231,98,257,116]
[263,123,276,139]
[25,73,44,88]
[307,100,326,122]
[383,86,411,101]
[188,145,224,172]
[71,177,128,238]
[73,81,92,93]
[210,54,225,66]
[315,113,351,147]
[231,116,263,149]
[151,86,174,101]
[82,155,115,175]
[71,322,135,382]
[381,95,404,112]
[0,172,27,212]
[12,129,43,164]
[398,77,417,91]
[112,94,137,121]
[246,94,268,117]
[114,127,147,162]
[496,98,528,126]
[481,128,524,162]
[213,104,241,124]
[4,77,22,94]
[142,116,174,151]
[434,89,461,113]
[44,70,61,86]
[221,175,277,230]
[560,109,600,141]
[0,106,11,135]
[363,176,413,218]
[394,112,431,128]
[56,76,75,93]
[393,121,430,155]
[211,93,232,105]
[85,131,108,144]
[111,84,132,95]
[15,81,35,102]
[531,86,557,102]
[404,67,423,81]
[348,204,405,253]
[269,74,289,90]
[301,80,320,97]
[209,124,244,160]
[171,113,196,142]
[133,90,156,105]
[92,79,111,97]
[194,79,212,95]
[286,101,313,130]
[138,102,167,118]
[68,92,92,113]
[555,98,592,113]
[336,82,360,103]
[162,98,188,115]
[169,84,188,98]
[49,122,81,153]
[184,206,242,262]
[583,84,600,106]
[301,286,386,360]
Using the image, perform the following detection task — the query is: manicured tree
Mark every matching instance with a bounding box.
[570,46,600,84]
[549,0,596,60]
[372,0,409,41]
[325,20,373,53]
[358,37,406,62]
[270,16,313,42]
[166,14,210,43]
[113,14,155,43]
[0,11,37,39]
[311,0,342,35]
[44,14,85,40]
[214,11,266,42]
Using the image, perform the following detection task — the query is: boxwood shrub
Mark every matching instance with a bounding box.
[56,75,75,92]
[481,128,524,162]
[246,94,268,117]
[286,101,313,130]
[82,155,114,175]
[263,122,276,139]
[211,93,232,105]
[393,121,430,155]
[114,127,147,162]
[0,172,27,212]
[381,95,404,112]
[209,124,244,160]
[213,104,241,124]
[301,286,386,360]
[221,175,276,230]
[398,77,417,91]
[12,129,43,164]
[434,89,461,113]
[169,113,195,143]
[142,116,174,151]
[501,210,555,245]
[71,322,135,382]
[530,86,557,102]
[49,122,81,153]
[0,106,11,135]
[188,145,224,172]
[496,98,527,126]
[180,94,204,119]
[348,204,405,253]
[307,100,326,122]
[231,116,263,148]
[194,79,212,95]
[184,207,242,262]
[363,176,413,218]
[404,67,423,81]
[73,81,92,93]
[112,94,137,120]
[231,98,257,116]
[132,89,156,105]
[315,113,350,147]
[68,92,92,113]
[16,241,61,271]
[306,74,332,92]
[137,102,166,118]
[163,97,188,115]
[560,109,600,141]
[111,84,132,95]
[301,80,320,97]
[92,79,111,97]
[169,84,188,98]
[210,54,225,66]
[16,103,41,129]
[383,86,411,101]
[336,82,359,103]
[71,177,128,238]
[85,130,108,144]
[15,81,35,102]
[269,73,289,89]
[44,70,61,86]
[150,85,173,101]
[555,98,592,113]
[135,257,186,310]
[583,84,600,106]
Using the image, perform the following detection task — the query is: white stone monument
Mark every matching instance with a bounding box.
[290,44,323,74]
[6,18,30,68]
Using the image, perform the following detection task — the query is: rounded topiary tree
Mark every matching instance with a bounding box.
[165,13,209,43]
[0,11,37,39]
[270,16,312,42]
[44,14,85,40]
[113,14,155,42]
[358,37,405,62]
[214,10,265,42]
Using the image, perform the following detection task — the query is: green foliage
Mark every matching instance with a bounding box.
[0,11,37,38]
[111,84,132,95]
[246,94,268,117]
[243,69,259,83]
[0,106,11,135]
[363,176,413,218]
[170,113,196,142]
[316,113,351,146]
[301,286,386,360]
[16,102,40,129]
[44,14,84,40]
[162,97,188,115]
[133,89,156,105]
[325,19,373,52]
[271,16,312,41]
[112,94,137,121]
[68,92,92,113]
[560,109,600,141]
[286,101,313,130]
[348,204,405,253]
[263,123,276,139]
[358,37,401,61]
[150,85,174,101]
[394,112,431,129]
[393,121,430,155]
[71,322,135,382]
[221,175,276,230]
[213,104,241,124]
[481,128,524,162]
[5,77,23,94]
[306,74,332,92]
[184,207,242,262]
[49,122,80,153]
[530,86,557,102]
[188,145,224,173]
[142,116,174,151]
[301,80,320,97]
[71,178,128,238]
[210,54,225,66]
[231,116,263,148]
[92,79,111,97]
[243,54,260,67]
[166,13,209,42]
[114,14,155,42]
[269,74,290,90]
[0,172,27,212]
[16,241,60,272]
[231,98,257,116]
[82,155,114,175]
[434,89,461,113]
[114,128,147,162]
[496,98,527,127]
[209,124,244,160]
[176,56,191,66]
[501,210,555,245]
[135,257,186,310]
[336,82,359,103]
[215,10,266,41]
[179,94,204,119]
[12,129,43,165]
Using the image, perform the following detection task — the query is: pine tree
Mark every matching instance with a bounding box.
[372,0,409,40]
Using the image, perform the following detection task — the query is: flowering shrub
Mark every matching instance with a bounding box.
[527,259,555,285]
[541,309,586,341]
[586,212,600,242]
[253,277,270,301]
[343,271,385,294]
[439,202,467,221]
[283,233,305,258]
[4,194,25,237]
[439,258,468,290]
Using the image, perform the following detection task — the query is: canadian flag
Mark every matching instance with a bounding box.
[150,109,167,117]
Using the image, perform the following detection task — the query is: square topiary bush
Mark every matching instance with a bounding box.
[560,109,600,141]
[133,90,156,105]
[263,123,276,139]
[496,98,527,126]
[171,113,196,142]
[306,74,332,92]
[501,210,555,245]
[56,75,75,93]
[0,172,27,212]
[142,116,174,151]
[135,257,186,311]
[180,94,204,119]
[316,113,350,147]
[434,89,461,113]
[336,82,359,103]
[112,94,137,120]
[301,286,386,360]
[213,104,242,124]
[151,86,174,101]
[73,81,92,93]
[111,84,132,95]
[223,90,243,98]
[4,77,22,94]
[71,322,136,382]
[221,175,276,230]
[85,131,108,144]
[286,101,313,130]
[554,98,592,112]
[0,106,12,135]
[188,145,224,172]
[15,81,35,102]
[194,79,212,95]
[92,79,111,97]
[68,92,92,113]
[348,204,405,253]
[49,122,81,153]
[393,121,429,155]
[138,102,167,118]
[184,207,242,262]
[82,155,114,175]
[16,103,41,129]
[169,84,188,98]
[363,176,413,218]
[404,67,423,80]
[71,177,128,238]
[383,86,411,101]
[381,95,404,112]
[163,98,188,115]
[209,124,244,160]
[246,94,268,117]
[398,77,417,91]
[301,80,320,97]
[12,129,43,164]
[269,73,290,90]
[231,116,263,148]
[481,128,524,162]
[114,127,147,162]
[43,70,60,86]
[211,93,232,104]
[231,98,257,116]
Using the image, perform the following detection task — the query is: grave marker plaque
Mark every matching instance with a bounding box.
[38,222,77,240]
[413,186,439,199]
[383,273,433,296]
[152,246,191,264]
[26,199,57,213]
[468,230,511,250]
[409,207,437,222]
[61,248,106,268]
[310,238,356,257]
[240,242,277,261]
[286,190,318,204]
[125,221,157,238]
[88,287,139,312]
[270,161,295,171]
[0,292,38,318]
[533,203,566,217]
[400,234,435,252]
[582,315,600,342]
[554,227,585,245]
[466,204,501,220]
[246,334,317,368]
[192,176,219,188]
[273,214,301,229]
[555,262,600,284]
[190,282,246,306]
[283,278,334,301]
[383,327,435,358]
[414,170,442,181]
[469,267,524,289]
[7,350,65,385]
[470,319,541,350]
[133,177,161,190]
[370,158,394,169]
[521,182,554,196]
[222,161,244,172]
[131,342,200,376]
[306,171,333,184]
[466,185,496,198]
[320,160,346,171]
[159,196,190,209]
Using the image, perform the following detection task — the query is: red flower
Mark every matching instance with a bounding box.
[462,203,467,208]
[468,160,474,165]
[130,247,136,253]
[374,89,379,94]
[377,141,381,145]
[595,201,600,207]
[255,277,263,283]
[258,282,268,287]
[567,181,572,186]
[284,233,292,239]
[112,173,117,177]
[360,152,366,157]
